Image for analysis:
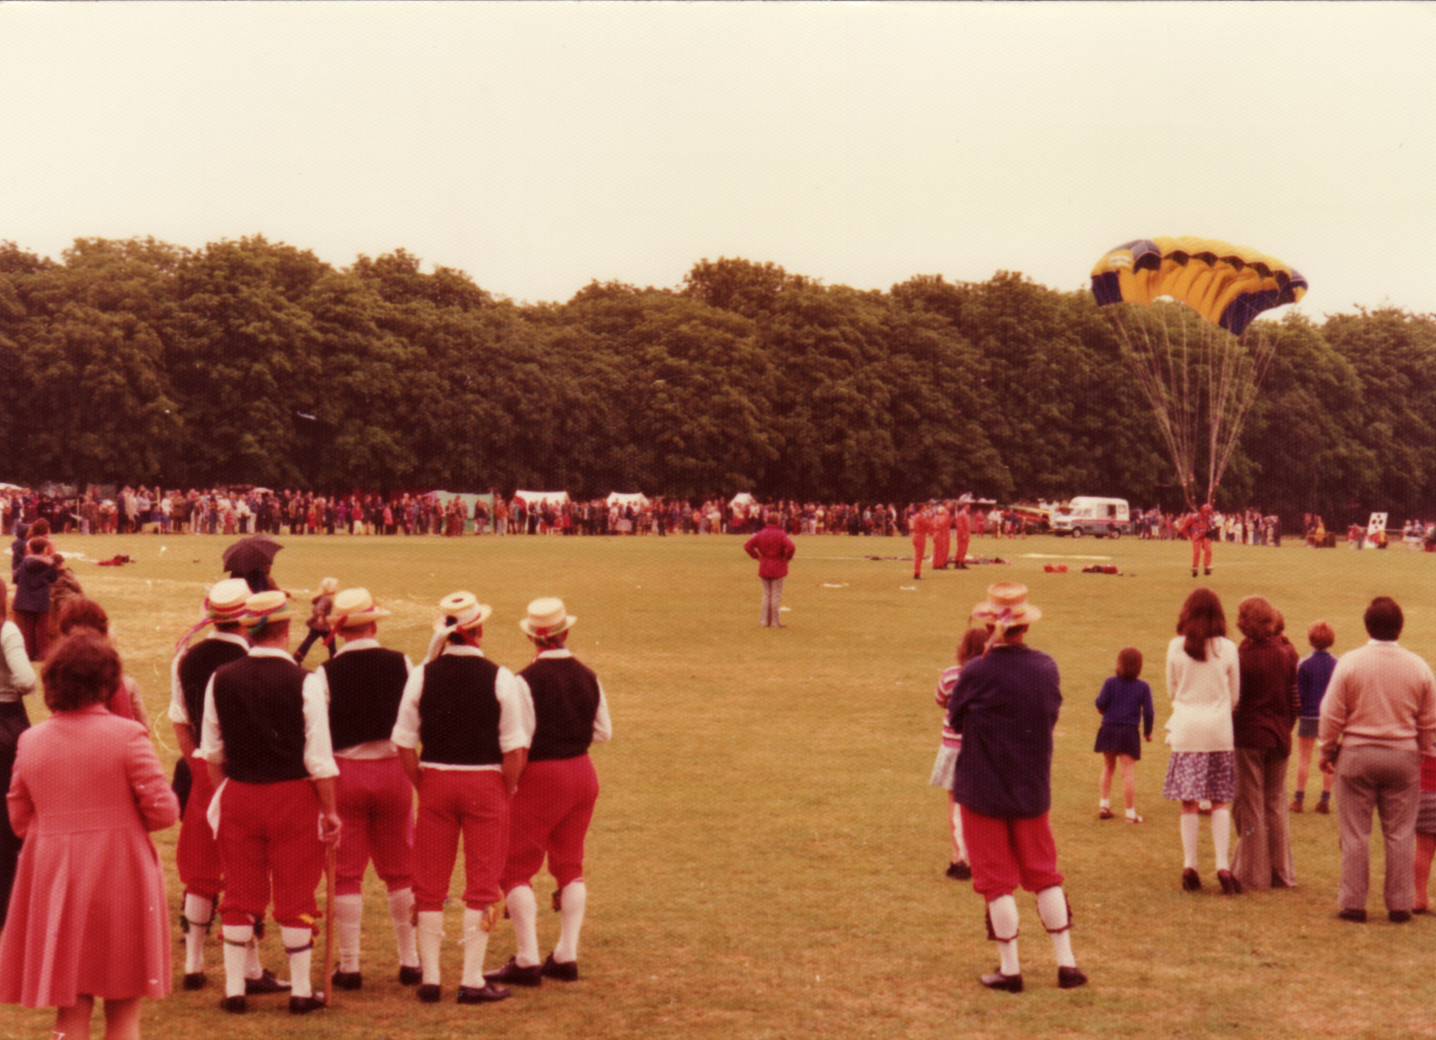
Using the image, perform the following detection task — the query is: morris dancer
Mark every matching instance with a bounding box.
[305,587,422,990]
[168,578,288,996]
[487,598,612,986]
[201,590,341,1015]
[911,504,933,580]
[954,501,972,570]
[392,592,533,1005]
[932,504,952,570]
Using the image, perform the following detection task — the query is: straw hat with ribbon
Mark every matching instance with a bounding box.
[519,597,577,640]
[241,589,293,631]
[424,591,494,661]
[329,587,392,631]
[970,582,1042,651]
[173,577,253,654]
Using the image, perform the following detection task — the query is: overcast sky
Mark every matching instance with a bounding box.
[2,2,1433,318]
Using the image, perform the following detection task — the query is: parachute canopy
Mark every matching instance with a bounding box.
[1091,237,1307,336]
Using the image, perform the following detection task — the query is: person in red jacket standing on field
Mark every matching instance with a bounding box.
[911,505,933,580]
[744,514,796,628]
[932,505,953,571]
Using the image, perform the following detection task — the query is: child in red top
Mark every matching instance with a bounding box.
[930,628,989,880]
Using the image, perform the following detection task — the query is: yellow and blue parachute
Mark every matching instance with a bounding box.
[1091,237,1307,336]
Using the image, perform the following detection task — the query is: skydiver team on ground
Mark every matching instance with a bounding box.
[166,579,611,1016]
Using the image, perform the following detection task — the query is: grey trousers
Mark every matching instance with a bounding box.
[1232,748,1295,890]
[760,578,785,627]
[1336,744,1421,913]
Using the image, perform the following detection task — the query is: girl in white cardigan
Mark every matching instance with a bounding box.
[1163,588,1242,894]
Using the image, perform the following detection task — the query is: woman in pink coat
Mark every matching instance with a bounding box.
[0,631,178,1039]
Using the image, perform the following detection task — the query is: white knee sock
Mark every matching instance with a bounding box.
[461,908,491,988]
[220,924,254,998]
[950,803,967,863]
[986,895,1021,976]
[335,894,364,973]
[1212,808,1232,871]
[507,886,540,967]
[1036,886,1077,968]
[554,881,587,965]
[183,894,213,975]
[281,926,314,999]
[245,934,263,980]
[389,888,419,969]
[417,911,444,986]
[1180,813,1200,869]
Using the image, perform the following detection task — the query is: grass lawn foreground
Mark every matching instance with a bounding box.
[3,532,1434,1040]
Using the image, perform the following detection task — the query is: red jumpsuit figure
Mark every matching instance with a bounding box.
[932,507,952,570]
[911,507,933,580]
[1188,504,1214,577]
[955,504,972,569]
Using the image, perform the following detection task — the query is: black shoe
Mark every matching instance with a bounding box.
[1204,568,1212,576]
[289,994,326,1015]
[540,954,579,982]
[417,984,442,1003]
[1217,870,1243,896]
[245,970,291,995]
[945,861,972,881]
[332,970,362,991]
[1192,569,1198,578]
[1390,910,1413,923]
[1182,868,1202,892]
[183,972,206,991]
[1337,908,1367,923]
[1058,966,1088,990]
[979,970,1023,993]
[484,958,543,987]
[457,983,512,1004]
[398,965,423,986]
[220,996,248,1014]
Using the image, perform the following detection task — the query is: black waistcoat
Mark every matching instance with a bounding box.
[178,637,249,733]
[323,647,409,752]
[418,655,503,766]
[521,656,601,762]
[212,655,310,784]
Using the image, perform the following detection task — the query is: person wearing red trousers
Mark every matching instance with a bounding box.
[948,583,1087,993]
[305,587,422,991]
[200,590,342,1015]
[911,505,933,580]
[1188,503,1215,577]
[486,598,613,987]
[167,577,288,996]
[954,502,973,569]
[932,505,953,570]
[392,591,533,1006]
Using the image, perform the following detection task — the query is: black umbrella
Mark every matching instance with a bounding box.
[222,534,283,579]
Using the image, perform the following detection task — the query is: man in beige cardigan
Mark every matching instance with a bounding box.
[1319,596,1436,922]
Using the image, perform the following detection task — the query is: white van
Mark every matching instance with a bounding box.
[1052,497,1131,538]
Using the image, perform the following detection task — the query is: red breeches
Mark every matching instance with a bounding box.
[960,807,1064,900]
[177,754,224,899]
[217,778,325,928]
[501,756,599,893]
[413,769,510,912]
[335,756,415,896]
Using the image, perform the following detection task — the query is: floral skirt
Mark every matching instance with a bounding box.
[1163,751,1237,803]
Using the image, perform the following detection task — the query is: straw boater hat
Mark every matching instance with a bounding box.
[970,582,1042,630]
[241,589,293,629]
[519,597,577,639]
[173,577,252,653]
[329,587,391,631]
[425,591,493,662]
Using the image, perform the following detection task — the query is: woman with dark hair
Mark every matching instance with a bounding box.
[0,631,178,1038]
[1231,596,1300,891]
[0,579,37,925]
[1163,588,1242,894]
[56,597,152,732]
[11,536,58,661]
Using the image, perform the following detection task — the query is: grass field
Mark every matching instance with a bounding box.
[3,532,1435,1040]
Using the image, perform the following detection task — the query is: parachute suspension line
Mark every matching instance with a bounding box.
[1111,307,1197,511]
[1208,326,1278,507]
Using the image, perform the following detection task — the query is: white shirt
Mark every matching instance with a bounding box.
[198,645,340,780]
[0,620,37,702]
[526,648,613,744]
[167,631,250,726]
[303,637,413,760]
[390,645,534,770]
[1165,635,1241,752]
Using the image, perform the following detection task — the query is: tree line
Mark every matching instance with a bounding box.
[0,235,1430,523]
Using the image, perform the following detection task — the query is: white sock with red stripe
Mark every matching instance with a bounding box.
[554,881,587,965]
[506,886,540,967]
[282,926,314,999]
[335,894,363,973]
[221,924,254,998]
[461,908,491,988]
[183,894,213,975]
[389,888,420,969]
[417,911,444,986]
[987,895,1021,976]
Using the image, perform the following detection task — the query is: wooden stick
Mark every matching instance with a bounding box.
[323,840,337,1007]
